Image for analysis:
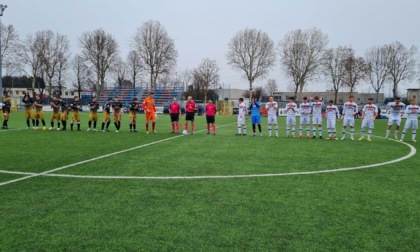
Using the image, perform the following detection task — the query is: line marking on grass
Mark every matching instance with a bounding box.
[0,123,236,187]
[1,135,416,182]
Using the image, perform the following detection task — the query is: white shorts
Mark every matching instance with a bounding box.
[312,115,322,125]
[361,118,375,129]
[238,116,245,125]
[388,115,402,126]
[343,117,355,127]
[267,115,278,125]
[300,116,310,125]
[404,119,418,130]
[327,118,336,129]
[286,116,296,126]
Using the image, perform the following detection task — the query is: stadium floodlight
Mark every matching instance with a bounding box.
[0,4,7,100]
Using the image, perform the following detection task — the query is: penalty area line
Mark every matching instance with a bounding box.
[0,123,235,187]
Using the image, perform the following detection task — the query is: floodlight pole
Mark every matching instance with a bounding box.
[0,4,7,100]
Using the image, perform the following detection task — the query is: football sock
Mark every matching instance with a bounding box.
[394,130,399,137]
[172,123,175,132]
[333,131,336,137]
[243,126,247,134]
[58,123,61,128]
[361,128,365,137]
[252,124,256,133]
[88,121,92,128]
[36,120,39,127]
[118,122,121,130]
[77,123,80,130]
[191,123,194,132]
[146,123,149,131]
[368,129,372,138]
[184,122,188,131]
[238,126,241,134]
[312,127,316,136]
[26,120,30,127]
[93,121,96,129]
[328,129,331,137]
[319,128,322,136]
[130,124,133,130]
[292,126,295,136]
[71,123,73,130]
[307,126,310,136]
[412,129,416,140]
[275,125,278,134]
[41,120,46,126]
[102,122,105,130]
[207,124,210,132]
[115,122,118,130]
[32,119,35,126]
[175,123,179,132]
[212,124,216,133]
[350,129,354,138]
[257,124,261,133]
[299,126,302,135]
[342,128,346,137]
[152,122,155,131]
[133,124,136,130]
[268,125,272,135]
[386,129,390,138]
[287,127,290,135]
[62,121,66,130]
[51,122,54,128]
[106,121,110,129]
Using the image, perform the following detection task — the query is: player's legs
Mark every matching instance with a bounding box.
[394,118,401,139]
[386,117,395,138]
[341,118,348,140]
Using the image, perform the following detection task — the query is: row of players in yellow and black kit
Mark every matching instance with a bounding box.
[21,93,82,131]
[17,94,140,132]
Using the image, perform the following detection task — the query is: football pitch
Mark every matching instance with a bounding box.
[0,112,419,251]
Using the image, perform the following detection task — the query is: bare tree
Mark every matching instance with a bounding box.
[343,55,370,95]
[242,86,266,100]
[37,31,71,97]
[1,23,20,71]
[18,33,43,90]
[265,79,278,96]
[196,58,219,102]
[279,28,328,101]
[111,57,127,87]
[126,50,142,87]
[80,28,119,94]
[131,20,177,90]
[322,46,353,104]
[365,45,390,103]
[227,28,276,99]
[55,35,71,96]
[72,55,91,98]
[384,41,417,97]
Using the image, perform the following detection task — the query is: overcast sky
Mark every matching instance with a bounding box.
[3,0,420,95]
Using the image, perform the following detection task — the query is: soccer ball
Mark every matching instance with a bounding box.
[182,130,188,136]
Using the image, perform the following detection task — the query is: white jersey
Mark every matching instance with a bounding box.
[362,104,378,120]
[342,101,358,118]
[286,102,298,116]
[311,101,324,116]
[326,105,340,119]
[405,105,420,120]
[265,101,278,116]
[387,102,406,116]
[238,102,247,117]
[299,102,311,117]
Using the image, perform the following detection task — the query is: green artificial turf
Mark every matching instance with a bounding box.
[0,111,419,251]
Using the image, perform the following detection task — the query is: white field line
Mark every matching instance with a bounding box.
[42,137,417,180]
[0,135,416,181]
[0,123,236,187]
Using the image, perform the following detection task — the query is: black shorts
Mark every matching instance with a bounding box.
[206,115,215,124]
[185,112,195,121]
[170,114,179,122]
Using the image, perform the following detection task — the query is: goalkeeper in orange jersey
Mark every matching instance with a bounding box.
[142,92,157,134]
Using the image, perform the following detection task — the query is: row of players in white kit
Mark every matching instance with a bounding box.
[237,96,420,142]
